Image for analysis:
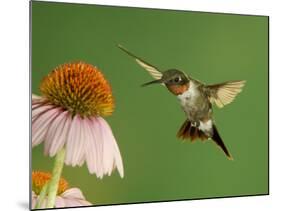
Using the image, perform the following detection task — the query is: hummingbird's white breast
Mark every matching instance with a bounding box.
[177,80,213,135]
[177,80,199,108]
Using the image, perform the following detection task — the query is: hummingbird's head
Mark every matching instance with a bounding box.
[142,69,190,95]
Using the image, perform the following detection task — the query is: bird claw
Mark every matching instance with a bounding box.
[191,121,199,127]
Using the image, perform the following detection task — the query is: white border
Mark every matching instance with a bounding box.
[0,0,279,211]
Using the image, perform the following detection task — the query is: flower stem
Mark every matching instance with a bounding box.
[46,148,66,208]
[35,182,49,209]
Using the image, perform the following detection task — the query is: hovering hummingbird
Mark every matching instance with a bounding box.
[118,45,246,160]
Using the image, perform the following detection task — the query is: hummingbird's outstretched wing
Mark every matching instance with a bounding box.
[118,44,163,80]
[205,80,246,108]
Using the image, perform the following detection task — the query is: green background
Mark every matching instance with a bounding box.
[31,1,268,206]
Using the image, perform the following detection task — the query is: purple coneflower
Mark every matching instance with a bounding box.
[32,62,123,178]
[32,62,124,207]
[32,171,91,209]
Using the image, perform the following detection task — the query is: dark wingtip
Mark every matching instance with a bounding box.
[117,44,124,50]
[117,44,133,57]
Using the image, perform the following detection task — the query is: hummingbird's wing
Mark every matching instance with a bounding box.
[118,44,163,80]
[205,80,246,108]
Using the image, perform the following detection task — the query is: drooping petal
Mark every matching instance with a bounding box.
[32,93,42,100]
[77,118,87,167]
[44,111,71,157]
[76,119,93,168]
[32,104,54,122]
[49,112,72,157]
[61,188,85,199]
[94,118,106,178]
[32,107,61,147]
[61,188,92,206]
[32,189,91,209]
[77,154,86,167]
[65,115,84,166]
[32,101,45,109]
[55,196,65,208]
[31,191,37,209]
[32,94,48,107]
[76,199,92,206]
[97,118,115,176]
[98,117,124,178]
[84,118,102,177]
[63,198,88,207]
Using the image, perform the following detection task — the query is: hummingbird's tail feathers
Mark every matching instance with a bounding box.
[177,120,233,160]
[177,119,208,141]
[212,125,233,160]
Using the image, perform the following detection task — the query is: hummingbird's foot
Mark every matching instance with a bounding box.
[191,121,199,127]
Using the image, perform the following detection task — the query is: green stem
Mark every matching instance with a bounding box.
[35,182,49,209]
[46,148,66,208]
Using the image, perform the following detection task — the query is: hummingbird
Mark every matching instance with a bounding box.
[118,45,246,160]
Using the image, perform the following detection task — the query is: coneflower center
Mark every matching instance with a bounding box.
[32,171,68,195]
[40,62,114,117]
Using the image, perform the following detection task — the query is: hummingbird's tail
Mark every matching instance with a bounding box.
[177,119,233,160]
[177,120,208,141]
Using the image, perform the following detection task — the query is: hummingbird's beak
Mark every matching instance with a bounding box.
[141,79,163,87]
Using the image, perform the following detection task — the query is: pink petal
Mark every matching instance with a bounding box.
[44,111,71,157]
[32,94,48,106]
[61,188,85,199]
[31,192,37,209]
[61,190,92,207]
[32,101,44,109]
[32,191,37,198]
[49,112,72,157]
[78,155,85,167]
[77,118,87,167]
[63,198,86,207]
[65,115,79,165]
[98,117,124,178]
[65,115,85,166]
[55,196,65,208]
[32,104,54,121]
[93,119,105,178]
[32,93,42,100]
[84,118,101,177]
[77,199,92,206]
[97,118,114,176]
[32,107,60,147]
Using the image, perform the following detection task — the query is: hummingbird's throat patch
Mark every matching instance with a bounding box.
[167,83,190,95]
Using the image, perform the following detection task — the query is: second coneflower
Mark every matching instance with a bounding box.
[32,171,91,209]
[32,62,124,178]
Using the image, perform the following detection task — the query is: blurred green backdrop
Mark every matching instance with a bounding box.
[31,1,268,206]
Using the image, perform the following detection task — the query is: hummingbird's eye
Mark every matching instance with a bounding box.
[174,77,181,83]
